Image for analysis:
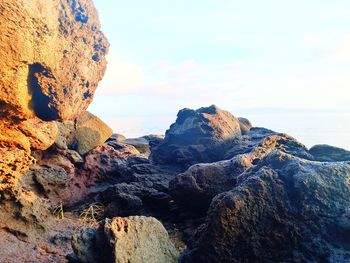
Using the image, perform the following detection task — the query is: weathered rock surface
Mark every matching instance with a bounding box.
[310,144,350,162]
[104,216,179,263]
[72,216,179,263]
[0,0,108,121]
[169,128,313,212]
[0,0,109,196]
[180,152,350,263]
[151,105,242,167]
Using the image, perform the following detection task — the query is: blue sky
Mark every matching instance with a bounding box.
[89,1,350,147]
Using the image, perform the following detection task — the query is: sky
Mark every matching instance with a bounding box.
[89,1,350,149]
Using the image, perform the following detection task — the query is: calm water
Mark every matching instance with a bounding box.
[101,113,350,151]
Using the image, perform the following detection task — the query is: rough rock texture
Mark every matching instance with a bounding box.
[169,128,313,212]
[72,216,179,263]
[0,0,109,196]
[180,152,350,263]
[0,0,108,121]
[0,126,34,192]
[104,217,179,263]
[18,118,58,150]
[151,105,242,167]
[310,144,350,162]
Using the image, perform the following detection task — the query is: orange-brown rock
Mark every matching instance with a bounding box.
[0,0,108,193]
[0,0,109,121]
[18,118,58,150]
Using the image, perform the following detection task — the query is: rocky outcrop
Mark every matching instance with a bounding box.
[0,0,109,195]
[0,0,108,121]
[151,105,242,167]
[179,152,350,262]
[169,128,313,212]
[72,216,179,263]
[310,144,350,162]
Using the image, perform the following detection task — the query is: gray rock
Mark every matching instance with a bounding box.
[310,144,350,162]
[151,105,242,167]
[181,151,350,262]
[104,216,179,263]
[72,217,179,263]
[71,228,100,263]
[55,111,113,155]
[170,129,313,212]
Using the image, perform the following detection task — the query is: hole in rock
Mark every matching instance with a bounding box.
[28,63,59,121]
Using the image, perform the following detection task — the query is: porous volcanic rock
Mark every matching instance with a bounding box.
[0,0,108,121]
[0,0,109,194]
[72,216,179,263]
[151,105,242,167]
[169,128,313,212]
[180,151,350,263]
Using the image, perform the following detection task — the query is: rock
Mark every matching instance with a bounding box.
[151,105,242,167]
[71,228,101,263]
[124,137,150,155]
[79,144,136,186]
[69,111,113,155]
[18,118,58,150]
[107,133,126,142]
[54,111,113,154]
[106,141,141,156]
[238,117,252,135]
[99,182,168,217]
[0,125,34,192]
[104,216,179,263]
[310,144,350,162]
[181,151,350,263]
[0,0,108,194]
[32,166,72,201]
[0,0,108,121]
[62,149,84,164]
[54,120,76,150]
[72,217,179,263]
[170,129,313,212]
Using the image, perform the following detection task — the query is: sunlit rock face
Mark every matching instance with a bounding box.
[72,216,179,263]
[0,0,108,121]
[151,105,243,167]
[0,0,109,193]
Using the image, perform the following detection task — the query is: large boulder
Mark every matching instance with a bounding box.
[0,0,109,193]
[310,144,350,162]
[68,111,113,154]
[72,216,179,263]
[151,105,243,167]
[0,0,108,121]
[180,151,350,263]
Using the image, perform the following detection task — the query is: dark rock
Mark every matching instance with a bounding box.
[310,144,350,162]
[151,105,242,168]
[170,129,313,212]
[181,151,350,262]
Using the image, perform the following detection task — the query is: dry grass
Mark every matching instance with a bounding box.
[78,202,105,227]
[52,201,65,219]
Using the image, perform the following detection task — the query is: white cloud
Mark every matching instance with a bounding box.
[95,48,144,96]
